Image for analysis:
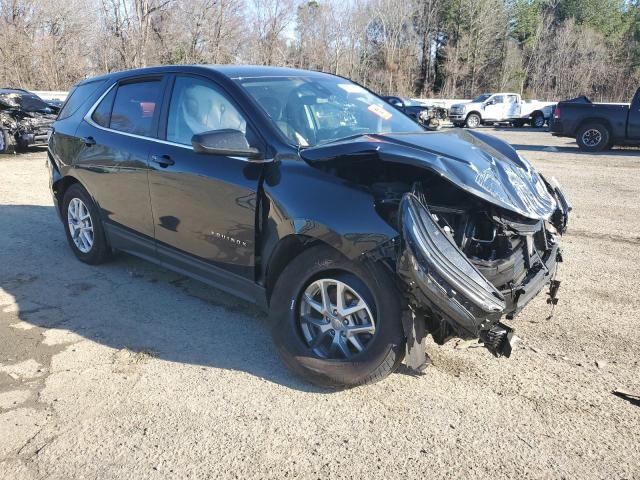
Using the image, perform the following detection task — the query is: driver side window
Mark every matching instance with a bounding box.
[167,76,247,146]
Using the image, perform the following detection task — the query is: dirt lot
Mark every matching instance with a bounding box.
[1,128,639,479]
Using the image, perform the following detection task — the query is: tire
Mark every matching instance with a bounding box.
[269,245,405,388]
[62,183,110,264]
[576,122,611,152]
[465,113,481,129]
[0,129,12,155]
[532,113,545,128]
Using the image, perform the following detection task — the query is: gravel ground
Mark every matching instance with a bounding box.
[1,128,639,479]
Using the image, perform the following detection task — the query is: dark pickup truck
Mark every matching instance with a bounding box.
[549,88,640,151]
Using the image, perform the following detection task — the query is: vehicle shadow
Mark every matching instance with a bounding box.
[0,204,329,393]
[510,144,640,155]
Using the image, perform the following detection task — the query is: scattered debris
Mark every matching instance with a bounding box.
[596,360,608,369]
[454,339,484,350]
[0,359,44,380]
[613,389,640,407]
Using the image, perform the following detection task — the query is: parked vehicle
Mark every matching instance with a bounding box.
[449,93,554,129]
[383,96,448,129]
[48,66,570,387]
[0,88,59,154]
[549,89,640,151]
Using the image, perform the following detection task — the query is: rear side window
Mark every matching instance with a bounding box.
[110,80,162,137]
[58,79,105,120]
[91,86,116,127]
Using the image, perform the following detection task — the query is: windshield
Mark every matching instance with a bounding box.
[235,76,423,147]
[471,94,491,103]
[0,92,53,113]
[402,98,424,107]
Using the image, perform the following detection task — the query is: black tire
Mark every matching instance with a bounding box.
[465,113,481,129]
[62,183,110,264]
[576,122,611,152]
[532,113,545,128]
[269,245,405,388]
[0,129,12,155]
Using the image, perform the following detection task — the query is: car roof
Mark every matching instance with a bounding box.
[0,88,33,95]
[77,65,333,86]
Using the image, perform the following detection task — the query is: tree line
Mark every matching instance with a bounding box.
[0,0,638,101]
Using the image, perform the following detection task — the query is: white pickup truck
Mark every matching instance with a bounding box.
[448,93,555,129]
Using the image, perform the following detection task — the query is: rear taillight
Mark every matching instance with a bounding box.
[553,106,560,119]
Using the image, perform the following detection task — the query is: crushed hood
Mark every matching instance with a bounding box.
[300,129,556,220]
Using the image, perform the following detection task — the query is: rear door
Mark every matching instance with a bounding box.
[74,76,166,250]
[147,73,265,280]
[505,95,520,118]
[626,88,640,139]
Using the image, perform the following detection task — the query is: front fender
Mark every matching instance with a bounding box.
[260,160,398,263]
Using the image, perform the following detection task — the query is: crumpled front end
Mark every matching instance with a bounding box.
[300,129,571,363]
[397,179,570,361]
[1,102,56,152]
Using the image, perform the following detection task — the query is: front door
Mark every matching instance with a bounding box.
[483,95,505,121]
[148,74,264,280]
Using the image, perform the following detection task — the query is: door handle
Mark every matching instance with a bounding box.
[82,136,96,146]
[151,154,174,168]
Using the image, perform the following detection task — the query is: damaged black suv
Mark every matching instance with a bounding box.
[48,66,570,387]
[0,89,58,154]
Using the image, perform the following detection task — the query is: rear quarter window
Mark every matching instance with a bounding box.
[109,80,162,137]
[57,79,105,120]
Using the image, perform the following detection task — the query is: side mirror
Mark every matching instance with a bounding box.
[192,129,263,160]
[386,97,405,109]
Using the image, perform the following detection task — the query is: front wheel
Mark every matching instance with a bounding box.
[0,129,12,155]
[465,113,481,129]
[269,245,405,388]
[576,123,611,151]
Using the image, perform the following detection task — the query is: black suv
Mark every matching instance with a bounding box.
[48,66,570,387]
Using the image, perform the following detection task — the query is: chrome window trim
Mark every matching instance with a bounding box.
[84,81,193,151]
[83,80,272,162]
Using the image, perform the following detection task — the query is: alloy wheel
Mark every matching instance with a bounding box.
[298,278,376,359]
[582,128,602,147]
[467,115,480,128]
[67,197,94,253]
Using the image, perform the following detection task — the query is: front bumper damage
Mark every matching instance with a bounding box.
[397,187,570,368]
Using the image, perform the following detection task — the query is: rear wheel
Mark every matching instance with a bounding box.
[465,113,481,129]
[269,245,405,388]
[576,123,611,151]
[62,184,110,264]
[532,113,545,128]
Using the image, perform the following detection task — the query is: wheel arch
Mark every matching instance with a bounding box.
[52,175,82,214]
[466,111,482,120]
[575,117,613,137]
[263,234,346,304]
